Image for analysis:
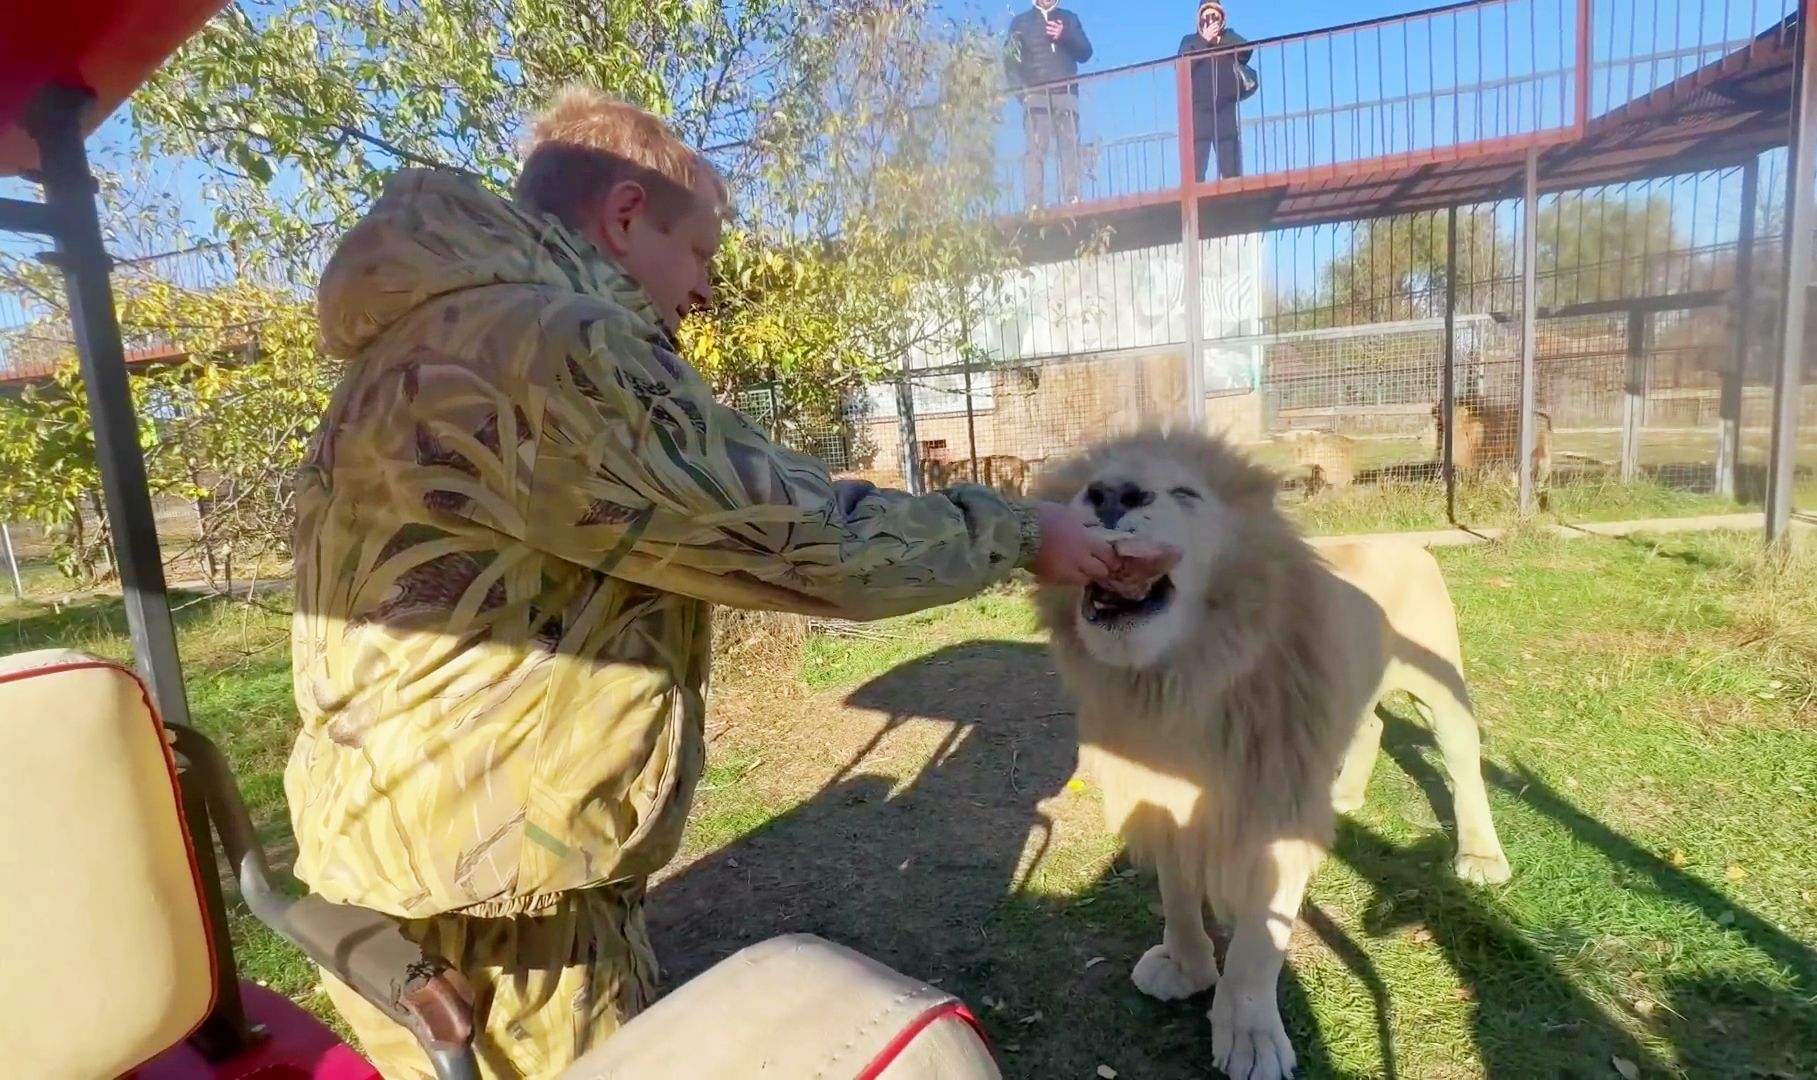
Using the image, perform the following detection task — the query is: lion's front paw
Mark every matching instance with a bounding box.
[1330,789,1366,815]
[1210,986,1296,1080]
[1131,943,1218,1001]
[1454,850,1511,885]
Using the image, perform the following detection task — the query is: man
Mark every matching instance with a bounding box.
[1178,0,1258,182]
[284,85,1122,1079]
[1003,0,1093,206]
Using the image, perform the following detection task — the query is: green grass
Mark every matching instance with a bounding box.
[7,529,1815,1076]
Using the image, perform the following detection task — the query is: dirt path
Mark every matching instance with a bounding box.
[649,639,1114,986]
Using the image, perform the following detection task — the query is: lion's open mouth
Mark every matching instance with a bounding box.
[1082,576,1175,626]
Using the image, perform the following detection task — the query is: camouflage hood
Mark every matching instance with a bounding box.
[316,167,664,358]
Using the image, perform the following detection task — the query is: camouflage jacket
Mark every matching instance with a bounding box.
[285,169,1041,919]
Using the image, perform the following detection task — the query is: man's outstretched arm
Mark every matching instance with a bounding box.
[466,302,1110,621]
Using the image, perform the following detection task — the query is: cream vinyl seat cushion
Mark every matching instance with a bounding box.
[562,934,1001,1079]
[0,649,216,1079]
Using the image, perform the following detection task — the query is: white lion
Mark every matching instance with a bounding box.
[1033,429,1510,1080]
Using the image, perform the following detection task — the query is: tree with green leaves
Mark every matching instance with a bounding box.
[0,272,334,586]
[130,0,1023,471]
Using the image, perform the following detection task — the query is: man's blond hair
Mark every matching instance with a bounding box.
[515,84,729,231]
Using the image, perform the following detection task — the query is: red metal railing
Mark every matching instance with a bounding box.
[998,0,1797,215]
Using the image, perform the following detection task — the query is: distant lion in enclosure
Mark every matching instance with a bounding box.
[1284,430,1356,496]
[1433,394,1553,491]
[922,454,1034,498]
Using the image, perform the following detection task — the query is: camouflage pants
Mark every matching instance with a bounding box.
[323,882,655,1080]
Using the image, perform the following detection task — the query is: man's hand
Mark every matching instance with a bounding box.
[1029,501,1115,586]
[1044,17,1064,40]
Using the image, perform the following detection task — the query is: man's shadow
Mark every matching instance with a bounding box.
[649,640,1351,1077]
[648,640,1078,982]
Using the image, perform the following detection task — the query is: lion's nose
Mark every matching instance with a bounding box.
[1086,481,1154,528]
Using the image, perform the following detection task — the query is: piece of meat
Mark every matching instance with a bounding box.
[1085,526,1182,599]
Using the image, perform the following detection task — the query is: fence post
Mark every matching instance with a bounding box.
[2,523,22,601]
[1766,8,1815,546]
[1442,206,1459,524]
[895,355,923,495]
[1175,56,1206,431]
[962,355,980,484]
[1518,147,1540,516]
[1621,309,1647,484]
[1718,158,1759,501]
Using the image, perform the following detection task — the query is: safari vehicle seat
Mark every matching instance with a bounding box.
[0,647,1000,1080]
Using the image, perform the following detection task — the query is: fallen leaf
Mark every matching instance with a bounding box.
[1709,1016,1729,1034]
[1633,998,1657,1018]
[1565,776,1580,789]
[1487,577,1515,588]
[1718,910,1737,926]
[1726,865,1748,881]
[1017,1011,1044,1026]
[1668,849,1689,868]
[1451,986,1476,1002]
[1409,927,1435,945]
[1098,1067,1120,1080]
[1613,1055,1641,1079]
[1085,956,1108,970]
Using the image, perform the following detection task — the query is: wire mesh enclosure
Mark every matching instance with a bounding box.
[3,0,1810,541]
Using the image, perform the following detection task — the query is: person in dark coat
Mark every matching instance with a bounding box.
[1178,0,1257,182]
[1003,0,1094,206]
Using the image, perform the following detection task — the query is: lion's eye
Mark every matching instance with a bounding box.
[1170,486,1202,502]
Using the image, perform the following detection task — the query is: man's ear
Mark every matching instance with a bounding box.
[590,179,649,258]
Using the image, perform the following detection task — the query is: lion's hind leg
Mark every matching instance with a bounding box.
[1393,660,1511,885]
[1330,707,1384,814]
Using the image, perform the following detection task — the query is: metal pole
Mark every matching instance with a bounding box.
[1573,0,1592,135]
[1176,57,1207,430]
[1767,5,1815,545]
[25,86,192,730]
[1718,158,1760,501]
[1518,147,1540,515]
[2,524,22,601]
[1621,309,1647,483]
[962,355,980,484]
[1443,206,1459,524]
[896,351,923,495]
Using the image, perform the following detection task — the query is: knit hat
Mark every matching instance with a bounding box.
[1198,0,1225,14]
